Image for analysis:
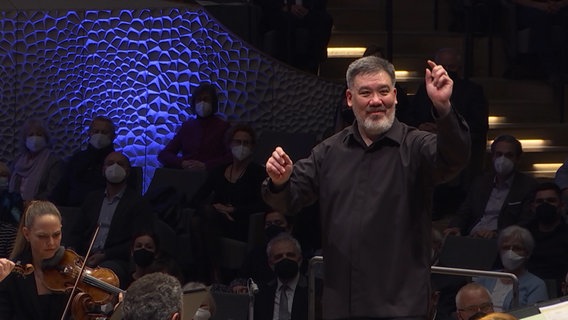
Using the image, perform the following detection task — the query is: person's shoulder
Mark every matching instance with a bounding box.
[513,171,538,186]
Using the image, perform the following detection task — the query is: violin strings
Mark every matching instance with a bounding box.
[64,267,124,295]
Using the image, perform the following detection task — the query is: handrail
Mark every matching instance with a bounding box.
[308,256,520,320]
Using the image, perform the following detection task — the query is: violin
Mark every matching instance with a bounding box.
[41,247,124,320]
[12,261,35,277]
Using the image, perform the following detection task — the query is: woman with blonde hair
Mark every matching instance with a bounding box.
[0,200,69,319]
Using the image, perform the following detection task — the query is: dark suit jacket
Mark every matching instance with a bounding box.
[0,249,69,320]
[449,171,537,234]
[254,276,308,320]
[69,186,155,260]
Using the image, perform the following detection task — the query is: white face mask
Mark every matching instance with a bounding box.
[500,249,526,271]
[26,136,47,153]
[104,163,127,184]
[0,177,8,189]
[195,101,213,118]
[231,145,252,161]
[193,307,211,320]
[89,133,112,150]
[493,156,514,176]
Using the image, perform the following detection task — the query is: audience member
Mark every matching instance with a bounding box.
[554,158,568,213]
[126,231,184,288]
[9,118,63,202]
[240,210,294,285]
[475,225,548,311]
[525,182,568,297]
[254,233,308,320]
[0,162,24,258]
[122,272,183,320]
[0,201,68,319]
[53,116,116,206]
[191,124,268,283]
[263,56,470,319]
[255,0,333,73]
[445,135,537,238]
[69,152,155,288]
[411,47,489,219]
[455,282,495,320]
[182,282,217,320]
[158,82,231,171]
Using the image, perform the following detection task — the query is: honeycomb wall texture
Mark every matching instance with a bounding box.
[0,6,344,189]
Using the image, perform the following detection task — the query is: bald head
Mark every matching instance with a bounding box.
[456,283,494,320]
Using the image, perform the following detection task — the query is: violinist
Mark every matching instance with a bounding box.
[0,200,69,319]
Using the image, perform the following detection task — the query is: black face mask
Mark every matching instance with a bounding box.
[133,248,155,268]
[274,258,299,281]
[535,202,559,225]
[265,225,286,241]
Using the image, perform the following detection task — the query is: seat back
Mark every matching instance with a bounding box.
[219,237,248,270]
[57,206,82,247]
[253,131,317,164]
[127,166,144,196]
[247,211,266,252]
[438,235,498,270]
[145,168,207,203]
[210,291,249,320]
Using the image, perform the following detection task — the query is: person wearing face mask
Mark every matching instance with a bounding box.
[410,47,489,221]
[474,225,548,311]
[254,233,308,320]
[525,182,568,297]
[0,162,23,258]
[239,210,294,286]
[52,116,116,206]
[445,135,538,239]
[158,82,231,171]
[9,118,63,202]
[68,152,155,289]
[191,124,269,283]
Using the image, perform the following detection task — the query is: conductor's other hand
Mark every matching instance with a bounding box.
[266,147,293,187]
[425,60,453,117]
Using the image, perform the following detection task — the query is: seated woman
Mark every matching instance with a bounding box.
[9,118,63,202]
[192,123,269,283]
[126,231,183,288]
[158,82,231,171]
[475,225,548,312]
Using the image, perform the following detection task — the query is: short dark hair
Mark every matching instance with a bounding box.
[490,135,523,157]
[531,181,562,201]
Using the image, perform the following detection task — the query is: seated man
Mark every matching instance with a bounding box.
[68,152,155,288]
[526,182,568,297]
[122,272,182,320]
[240,210,294,285]
[254,233,307,320]
[455,283,495,320]
[0,162,23,258]
[53,116,116,206]
[445,135,537,238]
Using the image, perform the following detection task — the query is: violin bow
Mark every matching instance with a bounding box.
[60,224,101,320]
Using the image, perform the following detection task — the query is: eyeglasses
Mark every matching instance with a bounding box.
[230,139,252,146]
[458,302,493,313]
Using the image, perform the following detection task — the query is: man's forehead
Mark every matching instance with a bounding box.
[353,71,394,88]
[535,189,559,199]
[91,120,112,131]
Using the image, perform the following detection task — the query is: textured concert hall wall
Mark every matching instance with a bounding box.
[0,6,343,189]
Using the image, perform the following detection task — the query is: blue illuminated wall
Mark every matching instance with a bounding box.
[0,5,344,190]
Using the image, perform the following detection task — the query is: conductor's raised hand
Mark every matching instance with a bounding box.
[266,147,293,187]
[425,60,453,117]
